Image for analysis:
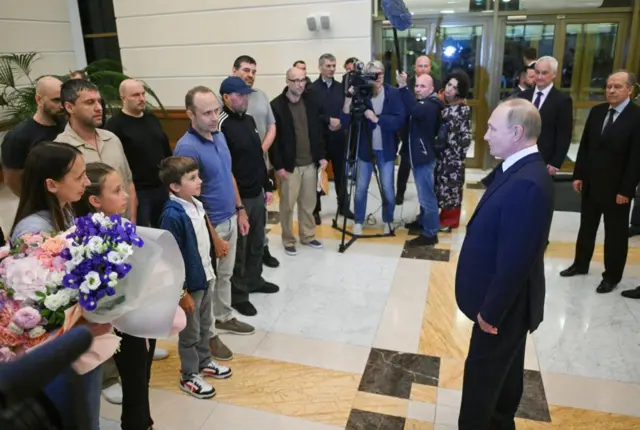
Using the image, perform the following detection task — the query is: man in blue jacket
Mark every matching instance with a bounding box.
[455,99,553,429]
[397,72,444,246]
[340,60,405,235]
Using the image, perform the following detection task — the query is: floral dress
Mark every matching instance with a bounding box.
[435,102,472,210]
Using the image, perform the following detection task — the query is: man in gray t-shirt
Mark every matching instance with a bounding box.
[231,55,279,269]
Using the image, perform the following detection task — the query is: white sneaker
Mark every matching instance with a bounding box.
[200,360,233,379]
[180,374,216,399]
[353,224,363,236]
[102,383,123,404]
[384,224,393,235]
[153,348,169,360]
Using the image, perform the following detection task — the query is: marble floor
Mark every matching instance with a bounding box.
[3,168,640,429]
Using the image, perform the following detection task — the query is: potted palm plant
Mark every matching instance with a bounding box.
[0,52,165,131]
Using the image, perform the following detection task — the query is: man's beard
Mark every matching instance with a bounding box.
[44,107,66,125]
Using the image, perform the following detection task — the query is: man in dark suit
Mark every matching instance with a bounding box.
[507,66,535,99]
[518,56,573,174]
[456,98,553,430]
[560,71,640,294]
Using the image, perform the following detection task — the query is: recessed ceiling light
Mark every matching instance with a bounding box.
[441,9,455,13]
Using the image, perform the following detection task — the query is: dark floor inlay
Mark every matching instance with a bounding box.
[466,181,486,190]
[515,370,552,422]
[401,242,451,262]
[358,348,440,399]
[345,409,406,430]
[267,210,280,224]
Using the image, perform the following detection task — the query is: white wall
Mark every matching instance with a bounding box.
[113,0,372,108]
[0,0,78,81]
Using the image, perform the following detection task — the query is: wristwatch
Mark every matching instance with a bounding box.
[236,205,245,212]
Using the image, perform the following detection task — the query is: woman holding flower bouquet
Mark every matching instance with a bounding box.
[6,142,108,429]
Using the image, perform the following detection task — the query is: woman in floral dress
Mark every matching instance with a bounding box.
[435,70,472,232]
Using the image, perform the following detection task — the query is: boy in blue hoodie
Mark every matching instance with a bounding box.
[159,156,233,399]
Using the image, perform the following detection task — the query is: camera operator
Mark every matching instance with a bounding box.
[340,60,405,236]
[397,71,445,247]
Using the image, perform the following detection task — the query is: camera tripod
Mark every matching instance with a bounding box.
[331,100,395,253]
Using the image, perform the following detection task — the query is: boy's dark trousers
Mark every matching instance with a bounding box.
[231,194,267,305]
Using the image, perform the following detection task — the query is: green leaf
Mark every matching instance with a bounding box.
[41,309,51,318]
[35,291,45,298]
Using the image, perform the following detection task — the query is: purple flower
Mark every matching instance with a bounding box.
[79,293,97,311]
[12,307,42,329]
[62,274,80,290]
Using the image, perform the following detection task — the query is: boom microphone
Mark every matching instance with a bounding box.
[381,0,413,74]
[0,326,93,409]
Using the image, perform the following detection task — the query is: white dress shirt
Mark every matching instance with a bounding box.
[602,97,631,132]
[532,84,553,110]
[502,145,539,172]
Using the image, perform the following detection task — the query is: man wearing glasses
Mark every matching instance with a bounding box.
[268,67,328,256]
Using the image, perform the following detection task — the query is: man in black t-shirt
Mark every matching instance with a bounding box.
[1,76,65,196]
[105,79,172,228]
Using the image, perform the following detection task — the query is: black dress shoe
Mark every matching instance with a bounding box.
[254,281,280,294]
[232,301,257,316]
[596,281,617,294]
[621,286,640,299]
[262,246,280,268]
[314,212,321,225]
[559,266,588,277]
[629,226,640,238]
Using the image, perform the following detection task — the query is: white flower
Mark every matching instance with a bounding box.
[115,243,133,258]
[107,250,125,265]
[64,254,84,272]
[108,272,118,281]
[79,272,102,294]
[46,271,64,288]
[70,245,84,259]
[108,280,117,288]
[44,291,66,311]
[8,322,24,335]
[91,212,107,225]
[86,236,105,256]
[28,326,46,339]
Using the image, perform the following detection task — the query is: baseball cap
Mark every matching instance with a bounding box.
[220,76,255,96]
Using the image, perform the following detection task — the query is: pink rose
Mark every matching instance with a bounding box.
[4,256,48,301]
[0,347,15,362]
[41,237,66,255]
[12,307,42,330]
[51,256,66,271]
[0,327,26,347]
[21,234,43,246]
[0,246,9,260]
[36,253,54,269]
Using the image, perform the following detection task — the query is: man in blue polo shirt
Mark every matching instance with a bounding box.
[174,86,255,361]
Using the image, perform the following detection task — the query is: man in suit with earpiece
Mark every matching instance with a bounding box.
[517,56,573,175]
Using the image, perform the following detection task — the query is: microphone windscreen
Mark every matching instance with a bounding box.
[381,0,413,31]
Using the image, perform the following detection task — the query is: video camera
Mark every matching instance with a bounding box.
[343,61,379,102]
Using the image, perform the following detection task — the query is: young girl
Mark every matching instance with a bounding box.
[73,162,156,430]
[10,141,107,430]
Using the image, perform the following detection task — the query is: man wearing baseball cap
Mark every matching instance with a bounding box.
[218,76,280,317]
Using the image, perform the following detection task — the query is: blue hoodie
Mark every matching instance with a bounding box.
[159,199,216,293]
[399,88,445,167]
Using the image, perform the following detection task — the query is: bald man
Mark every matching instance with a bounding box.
[396,55,442,206]
[105,79,172,228]
[1,75,65,196]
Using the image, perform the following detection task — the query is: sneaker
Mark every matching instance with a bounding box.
[304,239,323,249]
[101,383,123,405]
[200,360,233,379]
[180,374,216,399]
[383,224,394,235]
[153,348,169,361]
[254,281,280,294]
[232,301,257,316]
[284,246,298,255]
[262,246,280,268]
[209,335,233,361]
[353,224,363,235]
[215,318,255,335]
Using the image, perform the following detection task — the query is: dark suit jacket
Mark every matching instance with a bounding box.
[573,101,640,204]
[456,153,553,332]
[518,87,573,168]
[311,77,345,148]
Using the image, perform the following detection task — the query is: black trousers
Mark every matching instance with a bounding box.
[459,298,528,430]
[396,153,411,199]
[137,186,169,228]
[112,332,156,430]
[315,141,348,214]
[574,193,630,284]
[231,194,266,305]
[630,185,640,227]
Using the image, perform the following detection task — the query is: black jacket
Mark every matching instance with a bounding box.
[518,87,573,168]
[311,77,345,148]
[573,101,640,204]
[218,106,272,198]
[269,88,326,172]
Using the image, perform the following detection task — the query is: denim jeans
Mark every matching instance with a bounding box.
[44,365,102,430]
[413,160,439,237]
[355,151,395,224]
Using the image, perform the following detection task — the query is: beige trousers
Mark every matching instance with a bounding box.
[278,163,317,247]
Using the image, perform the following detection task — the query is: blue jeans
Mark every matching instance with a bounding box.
[355,151,395,224]
[44,365,102,430]
[413,160,439,237]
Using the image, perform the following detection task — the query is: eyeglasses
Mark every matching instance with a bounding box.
[287,79,307,85]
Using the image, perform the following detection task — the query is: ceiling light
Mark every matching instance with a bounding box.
[441,9,455,13]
